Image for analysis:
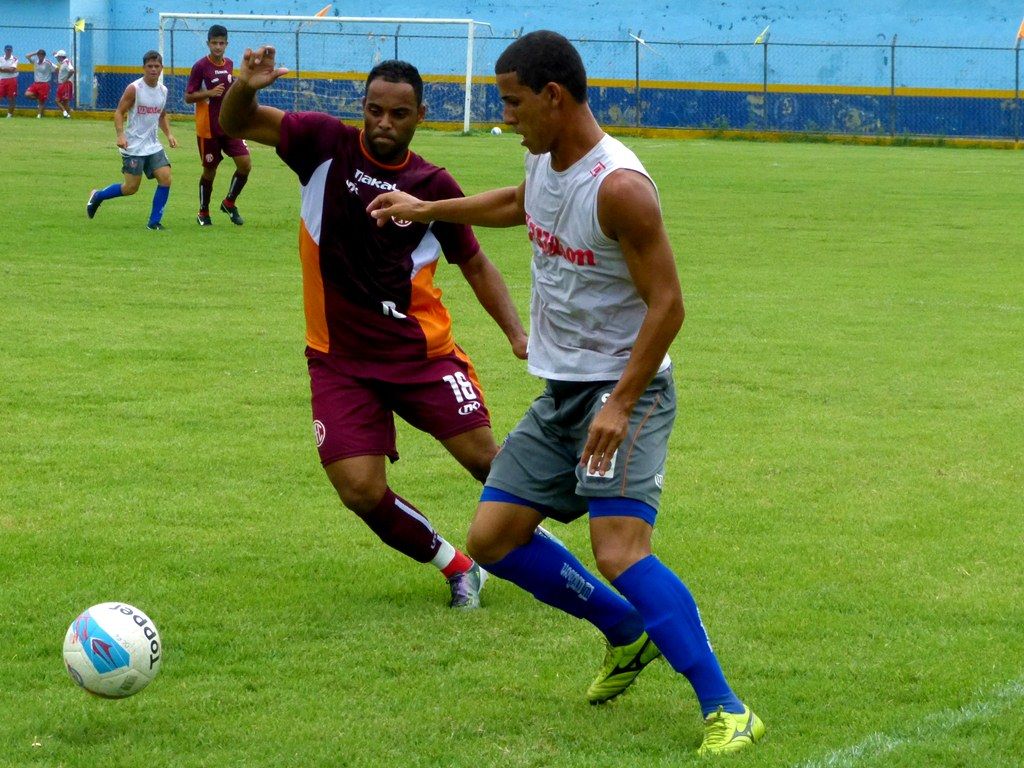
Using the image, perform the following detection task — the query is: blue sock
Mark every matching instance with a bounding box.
[95,182,123,201]
[613,555,744,716]
[484,531,643,646]
[149,185,170,226]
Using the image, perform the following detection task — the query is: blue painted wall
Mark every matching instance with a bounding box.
[2,1,1022,138]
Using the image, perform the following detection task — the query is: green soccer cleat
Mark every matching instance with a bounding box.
[447,562,488,609]
[697,705,765,756]
[585,631,661,704]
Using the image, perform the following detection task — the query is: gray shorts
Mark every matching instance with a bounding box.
[486,368,676,523]
[121,150,170,179]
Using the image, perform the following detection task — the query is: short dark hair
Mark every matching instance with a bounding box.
[366,60,423,105]
[495,30,588,103]
[208,24,228,40]
[142,50,162,65]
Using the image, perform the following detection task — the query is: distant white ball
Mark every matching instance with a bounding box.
[63,602,163,699]
[490,126,502,135]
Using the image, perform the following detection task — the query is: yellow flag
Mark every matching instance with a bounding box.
[1017,17,1024,40]
[73,18,86,32]
[754,25,770,45]
[315,4,332,16]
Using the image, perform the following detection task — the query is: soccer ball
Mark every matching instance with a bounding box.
[490,126,502,135]
[62,602,162,698]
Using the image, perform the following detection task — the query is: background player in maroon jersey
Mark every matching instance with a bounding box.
[221,47,528,608]
[185,25,250,226]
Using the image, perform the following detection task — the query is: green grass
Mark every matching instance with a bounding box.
[1,117,1022,768]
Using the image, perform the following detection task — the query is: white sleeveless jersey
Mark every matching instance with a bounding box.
[523,134,672,381]
[122,77,167,157]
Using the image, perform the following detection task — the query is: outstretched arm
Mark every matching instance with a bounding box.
[219,45,289,146]
[368,183,526,229]
[458,250,528,359]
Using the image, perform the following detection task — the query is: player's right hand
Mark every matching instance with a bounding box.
[237,46,289,90]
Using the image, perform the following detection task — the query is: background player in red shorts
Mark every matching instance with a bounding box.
[54,50,75,118]
[220,49,528,609]
[185,24,250,226]
[0,46,18,118]
[25,49,56,118]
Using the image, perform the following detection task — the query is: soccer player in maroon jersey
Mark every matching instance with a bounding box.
[185,24,250,226]
[220,48,528,608]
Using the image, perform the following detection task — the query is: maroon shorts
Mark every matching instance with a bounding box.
[0,79,16,98]
[57,81,73,102]
[197,135,249,169]
[26,82,50,102]
[307,348,491,466]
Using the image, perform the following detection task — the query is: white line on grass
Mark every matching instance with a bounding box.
[797,678,1024,768]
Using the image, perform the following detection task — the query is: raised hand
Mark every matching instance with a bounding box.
[236,46,289,90]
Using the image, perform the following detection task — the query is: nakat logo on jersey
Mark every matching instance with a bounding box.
[353,169,399,191]
[525,213,596,267]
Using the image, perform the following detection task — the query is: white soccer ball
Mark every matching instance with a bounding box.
[490,126,502,135]
[63,602,163,699]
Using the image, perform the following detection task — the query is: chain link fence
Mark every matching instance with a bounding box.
[3,22,1022,139]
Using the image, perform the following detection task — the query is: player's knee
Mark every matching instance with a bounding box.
[465,524,504,564]
[592,540,648,582]
[331,475,386,516]
[122,181,140,196]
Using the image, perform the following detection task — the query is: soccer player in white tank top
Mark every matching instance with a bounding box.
[85,51,178,230]
[369,30,765,756]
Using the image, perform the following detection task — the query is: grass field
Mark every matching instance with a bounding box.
[1,116,1022,768]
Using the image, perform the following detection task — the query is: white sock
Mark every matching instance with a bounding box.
[430,539,457,571]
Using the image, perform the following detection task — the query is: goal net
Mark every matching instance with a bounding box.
[158,13,495,132]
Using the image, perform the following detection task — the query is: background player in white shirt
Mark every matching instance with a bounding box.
[0,45,18,117]
[86,51,178,230]
[54,50,74,118]
[25,49,56,118]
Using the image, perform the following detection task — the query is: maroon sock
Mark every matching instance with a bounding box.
[359,489,442,563]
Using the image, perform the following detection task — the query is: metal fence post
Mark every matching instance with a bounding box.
[1015,39,1021,142]
[890,34,897,137]
[395,25,401,60]
[762,40,769,130]
[294,29,300,111]
[634,32,642,130]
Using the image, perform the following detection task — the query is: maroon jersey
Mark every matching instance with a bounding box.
[186,55,233,138]
[277,112,481,362]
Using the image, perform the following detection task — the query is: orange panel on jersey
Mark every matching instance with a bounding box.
[299,223,329,353]
[408,262,456,358]
[195,101,212,138]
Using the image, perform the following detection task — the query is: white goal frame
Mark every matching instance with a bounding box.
[158,13,490,133]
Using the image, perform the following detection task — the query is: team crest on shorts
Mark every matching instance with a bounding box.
[313,420,326,447]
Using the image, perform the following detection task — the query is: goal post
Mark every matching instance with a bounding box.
[158,13,491,133]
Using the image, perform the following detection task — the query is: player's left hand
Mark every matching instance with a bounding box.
[168,134,178,148]
[581,399,630,476]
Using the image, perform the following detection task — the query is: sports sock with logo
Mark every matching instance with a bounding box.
[225,172,248,203]
[198,177,213,214]
[95,182,124,201]
[358,488,443,564]
[613,554,744,716]
[148,185,170,227]
[484,531,644,646]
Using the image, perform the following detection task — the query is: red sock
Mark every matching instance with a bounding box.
[440,549,473,578]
